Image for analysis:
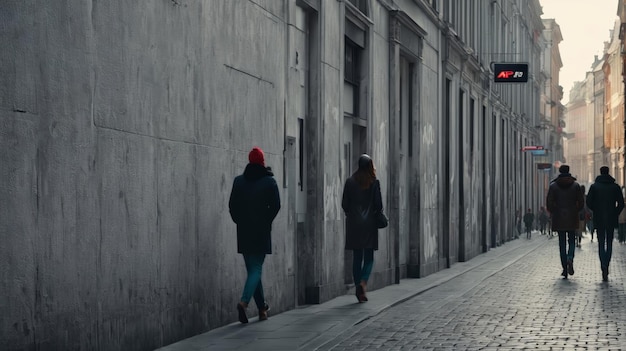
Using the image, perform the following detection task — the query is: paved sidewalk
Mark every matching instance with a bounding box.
[157,233,547,351]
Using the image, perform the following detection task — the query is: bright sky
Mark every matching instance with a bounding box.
[540,0,619,104]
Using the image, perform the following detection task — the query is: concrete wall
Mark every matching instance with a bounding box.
[1,1,293,350]
[1,0,546,350]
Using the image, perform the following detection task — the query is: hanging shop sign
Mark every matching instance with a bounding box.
[530,149,547,156]
[493,63,529,83]
[521,145,544,152]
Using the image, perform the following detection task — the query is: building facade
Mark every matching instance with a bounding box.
[539,18,565,200]
[564,57,606,188]
[0,0,550,350]
[603,18,626,183]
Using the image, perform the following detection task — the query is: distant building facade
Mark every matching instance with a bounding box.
[603,18,625,183]
[564,56,606,188]
[540,18,565,195]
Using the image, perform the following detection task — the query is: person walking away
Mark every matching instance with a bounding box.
[586,166,624,281]
[229,147,281,323]
[586,207,595,242]
[546,165,584,279]
[619,195,626,244]
[515,209,522,239]
[523,208,534,239]
[538,207,549,235]
[576,185,587,248]
[342,154,384,303]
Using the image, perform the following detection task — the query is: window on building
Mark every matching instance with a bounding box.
[430,0,437,11]
[347,0,368,15]
[344,39,360,116]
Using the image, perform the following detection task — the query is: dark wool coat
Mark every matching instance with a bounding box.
[229,163,281,254]
[523,212,534,228]
[546,174,584,231]
[342,177,382,250]
[586,174,625,228]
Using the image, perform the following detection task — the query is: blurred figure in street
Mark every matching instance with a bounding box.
[618,197,626,244]
[523,208,534,239]
[342,154,383,303]
[546,165,584,279]
[515,208,522,239]
[538,207,549,235]
[586,166,625,281]
[229,147,281,323]
[586,208,595,242]
[576,185,587,248]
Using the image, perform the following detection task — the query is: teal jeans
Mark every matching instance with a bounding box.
[241,254,266,308]
[352,249,374,285]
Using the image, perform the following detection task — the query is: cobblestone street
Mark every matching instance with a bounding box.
[320,234,626,350]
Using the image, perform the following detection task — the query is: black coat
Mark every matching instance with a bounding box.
[586,174,624,228]
[341,177,382,250]
[546,174,584,231]
[229,163,281,254]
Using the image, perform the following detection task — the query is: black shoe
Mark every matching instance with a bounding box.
[567,260,574,276]
[561,269,567,278]
[602,266,608,281]
[237,302,248,324]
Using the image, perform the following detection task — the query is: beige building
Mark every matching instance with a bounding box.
[540,18,565,192]
[603,18,625,183]
[564,56,606,188]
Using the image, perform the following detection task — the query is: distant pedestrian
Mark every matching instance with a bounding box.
[586,208,595,242]
[546,165,584,279]
[586,166,625,281]
[342,154,383,303]
[229,147,281,323]
[576,185,587,248]
[538,207,549,235]
[523,208,534,239]
[515,208,522,239]
[618,197,626,244]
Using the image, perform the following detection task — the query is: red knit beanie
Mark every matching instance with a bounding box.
[248,147,265,166]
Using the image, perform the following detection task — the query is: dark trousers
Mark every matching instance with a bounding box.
[557,231,576,270]
[596,226,614,269]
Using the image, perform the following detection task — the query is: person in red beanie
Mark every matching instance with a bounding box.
[229,146,281,323]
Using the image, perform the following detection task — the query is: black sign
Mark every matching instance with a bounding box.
[494,63,528,83]
[537,163,552,170]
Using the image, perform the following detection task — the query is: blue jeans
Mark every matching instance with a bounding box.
[241,254,266,308]
[352,249,374,285]
[558,231,576,270]
[596,226,614,269]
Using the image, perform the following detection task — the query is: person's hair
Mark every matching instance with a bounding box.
[354,155,376,189]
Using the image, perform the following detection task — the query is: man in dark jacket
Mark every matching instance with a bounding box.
[546,165,584,279]
[229,147,281,323]
[586,166,624,281]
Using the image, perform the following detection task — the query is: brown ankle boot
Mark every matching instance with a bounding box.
[359,282,368,302]
[258,303,269,321]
